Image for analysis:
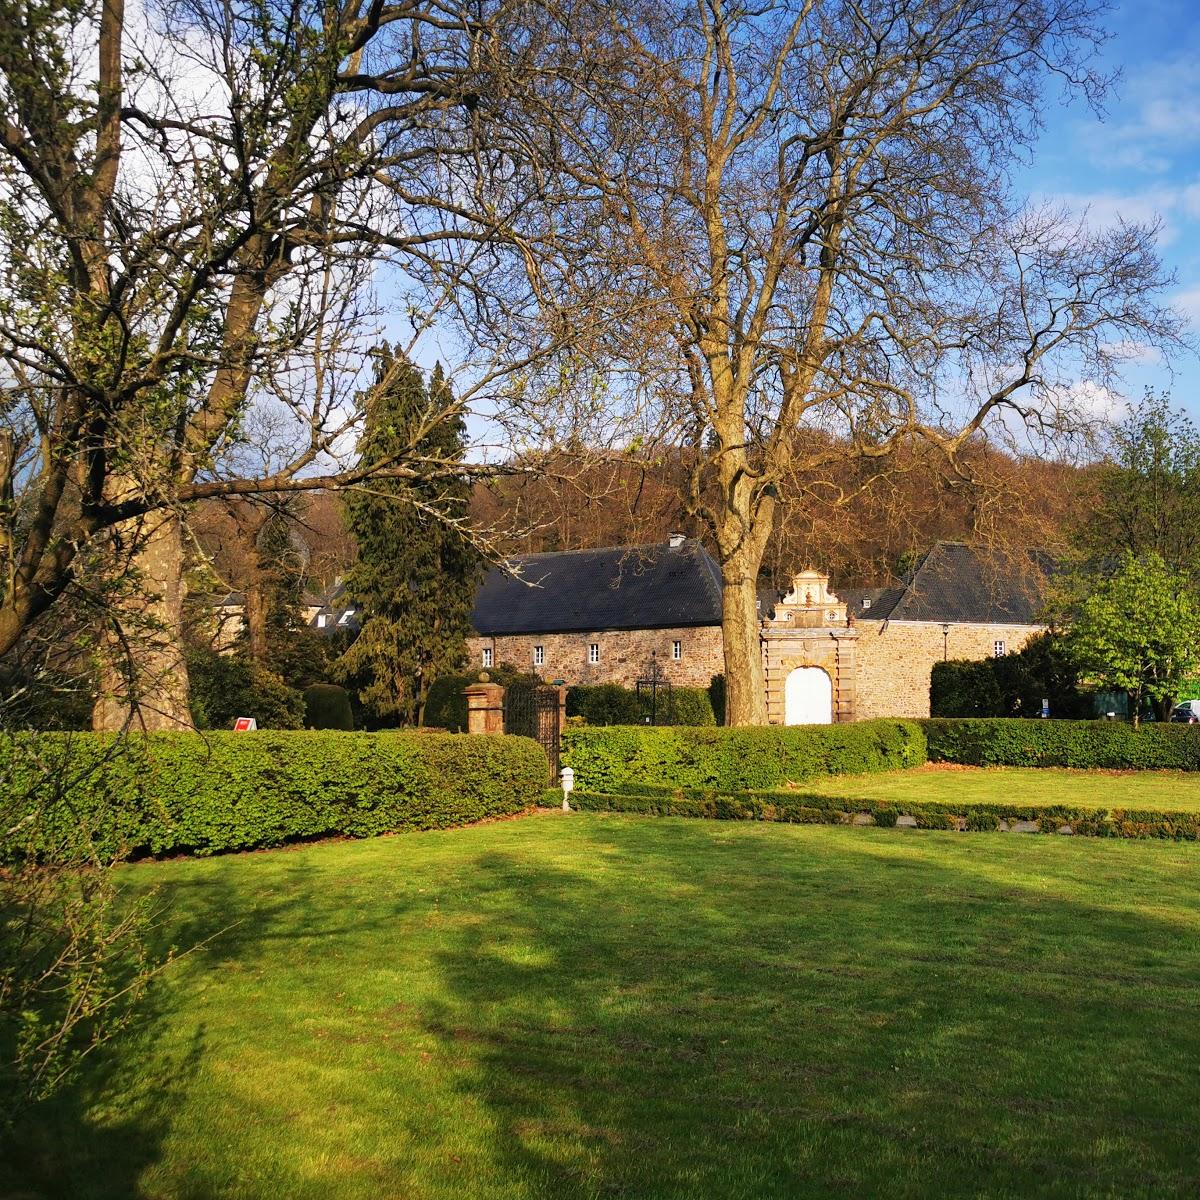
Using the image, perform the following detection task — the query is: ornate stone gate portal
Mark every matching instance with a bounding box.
[761,570,858,724]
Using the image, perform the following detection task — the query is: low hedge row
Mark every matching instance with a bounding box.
[565,683,716,726]
[924,718,1200,770]
[561,719,927,792]
[569,787,1200,841]
[1,730,548,860]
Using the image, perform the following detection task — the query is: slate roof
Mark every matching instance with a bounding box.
[844,543,1054,625]
[471,540,724,635]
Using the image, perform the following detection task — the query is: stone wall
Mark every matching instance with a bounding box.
[854,620,1043,719]
[466,625,725,688]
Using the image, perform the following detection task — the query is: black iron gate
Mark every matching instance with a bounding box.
[504,683,561,782]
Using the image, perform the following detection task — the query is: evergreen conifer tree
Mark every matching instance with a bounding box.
[340,348,482,724]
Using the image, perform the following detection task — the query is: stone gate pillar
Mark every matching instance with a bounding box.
[464,675,506,734]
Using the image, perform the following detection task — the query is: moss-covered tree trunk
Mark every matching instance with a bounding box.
[93,510,193,731]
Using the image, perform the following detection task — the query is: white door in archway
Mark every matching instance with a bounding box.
[784,667,833,725]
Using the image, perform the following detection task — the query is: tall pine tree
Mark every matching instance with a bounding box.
[340,349,482,725]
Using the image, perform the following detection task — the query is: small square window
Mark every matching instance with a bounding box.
[317,614,328,628]
[862,598,871,610]
[672,639,682,661]
[482,647,493,668]
[588,643,599,665]
[993,640,1006,658]
[534,645,545,666]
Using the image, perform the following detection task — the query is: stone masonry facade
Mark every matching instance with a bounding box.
[853,620,1042,720]
[466,625,725,689]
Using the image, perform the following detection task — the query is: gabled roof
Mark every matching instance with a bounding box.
[844,542,1054,625]
[471,539,724,635]
[839,586,906,621]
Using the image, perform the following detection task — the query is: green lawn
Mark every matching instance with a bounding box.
[8,814,1200,1199]
[802,764,1200,811]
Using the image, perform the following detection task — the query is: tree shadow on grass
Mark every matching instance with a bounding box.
[0,854,349,1200]
[420,818,1200,1199]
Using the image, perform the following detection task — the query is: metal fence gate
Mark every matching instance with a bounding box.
[503,683,561,782]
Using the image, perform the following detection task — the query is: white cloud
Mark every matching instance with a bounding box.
[1081,54,1200,175]
[1037,181,1200,245]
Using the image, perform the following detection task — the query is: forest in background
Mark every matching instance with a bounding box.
[192,437,1089,606]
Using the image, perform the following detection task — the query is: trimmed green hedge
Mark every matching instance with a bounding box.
[566,683,716,726]
[923,718,1200,770]
[569,787,1200,841]
[561,720,927,792]
[1,731,547,860]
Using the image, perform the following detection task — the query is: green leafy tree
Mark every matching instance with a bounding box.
[1067,554,1200,726]
[1079,392,1200,583]
[339,351,483,725]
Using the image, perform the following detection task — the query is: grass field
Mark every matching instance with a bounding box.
[7,812,1200,1199]
[803,763,1200,811]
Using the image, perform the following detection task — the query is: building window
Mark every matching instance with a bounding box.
[994,640,1006,658]
[862,598,871,610]
[338,609,355,626]
[588,643,599,665]
[317,614,328,628]
[672,639,682,661]
[534,645,545,667]
[482,647,493,668]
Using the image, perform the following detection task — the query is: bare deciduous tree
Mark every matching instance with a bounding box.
[0,0,549,728]
[479,0,1187,724]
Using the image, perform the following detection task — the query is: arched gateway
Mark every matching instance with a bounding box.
[784,666,833,725]
[761,570,858,724]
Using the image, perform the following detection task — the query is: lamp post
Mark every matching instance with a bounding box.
[941,622,950,661]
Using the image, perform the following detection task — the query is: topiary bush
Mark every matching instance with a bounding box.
[923,717,1200,770]
[303,684,355,730]
[562,719,927,792]
[0,730,548,860]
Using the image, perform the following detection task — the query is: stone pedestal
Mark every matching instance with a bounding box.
[464,679,505,734]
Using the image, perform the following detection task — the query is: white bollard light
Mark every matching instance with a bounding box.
[560,766,574,812]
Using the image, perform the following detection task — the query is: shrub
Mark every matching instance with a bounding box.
[708,674,726,726]
[669,687,717,726]
[930,633,1089,719]
[562,719,927,792]
[566,682,716,726]
[424,663,544,732]
[567,683,642,725]
[303,684,354,730]
[568,787,1200,841]
[923,717,1200,770]
[187,648,304,730]
[0,731,548,860]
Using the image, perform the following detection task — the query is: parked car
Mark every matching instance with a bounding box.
[1170,700,1200,724]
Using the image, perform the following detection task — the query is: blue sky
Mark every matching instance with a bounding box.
[1024,0,1200,416]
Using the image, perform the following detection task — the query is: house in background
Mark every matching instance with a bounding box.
[468,535,729,689]
[211,579,360,648]
[468,537,1051,722]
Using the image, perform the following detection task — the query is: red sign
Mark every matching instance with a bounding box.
[233,717,258,732]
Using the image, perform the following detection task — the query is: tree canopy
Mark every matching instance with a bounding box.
[1066,553,1200,726]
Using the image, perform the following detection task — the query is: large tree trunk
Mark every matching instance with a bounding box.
[93,510,193,731]
[720,560,767,726]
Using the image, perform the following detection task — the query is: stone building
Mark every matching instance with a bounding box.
[843,542,1051,720]
[471,537,1050,722]
[467,536,727,688]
